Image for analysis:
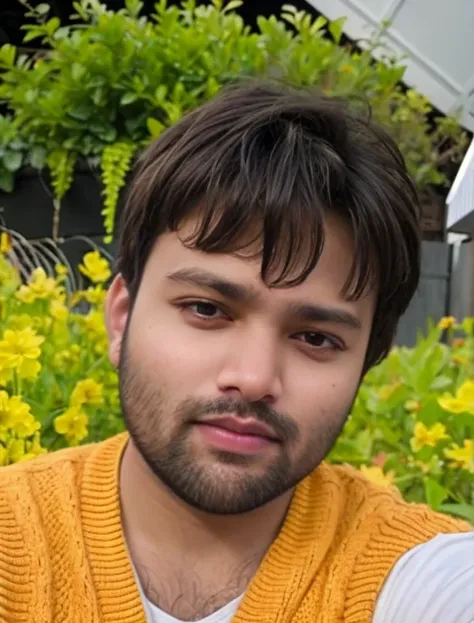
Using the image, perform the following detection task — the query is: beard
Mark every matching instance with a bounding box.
[119,334,354,515]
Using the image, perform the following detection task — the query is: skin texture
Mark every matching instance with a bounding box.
[105,214,376,620]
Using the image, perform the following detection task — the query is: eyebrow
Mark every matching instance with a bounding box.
[166,268,259,303]
[166,268,361,330]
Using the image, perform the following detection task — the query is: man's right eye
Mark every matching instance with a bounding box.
[179,301,228,321]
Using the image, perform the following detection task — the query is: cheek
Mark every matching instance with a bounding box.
[127,302,219,388]
[288,359,361,433]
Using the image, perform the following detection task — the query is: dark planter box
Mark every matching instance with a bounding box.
[0,163,128,273]
[1,163,106,240]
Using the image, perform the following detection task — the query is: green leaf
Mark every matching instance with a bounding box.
[0,44,16,68]
[71,63,86,81]
[22,28,45,44]
[154,85,168,103]
[353,429,374,459]
[222,0,243,12]
[424,478,448,511]
[36,3,51,16]
[429,375,453,391]
[417,399,448,428]
[29,146,47,170]
[147,117,165,138]
[311,15,328,34]
[120,93,139,105]
[0,168,14,192]
[327,439,366,464]
[439,503,474,525]
[54,27,70,40]
[68,105,92,121]
[125,0,144,18]
[46,17,60,36]
[3,152,23,172]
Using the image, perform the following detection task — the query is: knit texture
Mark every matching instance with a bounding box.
[0,433,470,623]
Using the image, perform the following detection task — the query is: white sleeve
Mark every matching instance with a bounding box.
[373,531,474,623]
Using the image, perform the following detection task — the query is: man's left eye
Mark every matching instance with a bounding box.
[296,332,341,349]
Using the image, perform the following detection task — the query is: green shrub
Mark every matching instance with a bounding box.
[0,0,469,238]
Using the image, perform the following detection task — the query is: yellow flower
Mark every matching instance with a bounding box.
[83,285,106,306]
[438,316,456,330]
[50,299,68,321]
[444,440,474,473]
[81,309,108,354]
[410,421,449,452]
[0,445,7,466]
[15,287,36,304]
[83,310,106,336]
[55,263,69,277]
[23,433,47,460]
[54,406,88,444]
[7,438,25,463]
[79,251,111,284]
[360,465,395,487]
[17,267,62,303]
[0,327,44,379]
[438,380,474,414]
[452,338,466,349]
[53,348,78,370]
[0,390,15,430]
[12,411,40,438]
[0,232,12,254]
[0,366,13,387]
[8,314,39,330]
[70,379,103,407]
[0,392,39,438]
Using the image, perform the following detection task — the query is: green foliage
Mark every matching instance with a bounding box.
[329,316,474,524]
[100,142,136,241]
[0,0,469,235]
[46,149,77,201]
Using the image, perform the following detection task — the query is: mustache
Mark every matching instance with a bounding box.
[177,396,300,444]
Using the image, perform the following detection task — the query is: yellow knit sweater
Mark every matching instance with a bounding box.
[0,433,470,623]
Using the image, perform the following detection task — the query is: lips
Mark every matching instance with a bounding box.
[198,416,279,441]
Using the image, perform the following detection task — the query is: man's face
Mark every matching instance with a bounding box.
[106,215,375,514]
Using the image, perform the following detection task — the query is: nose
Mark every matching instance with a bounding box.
[216,327,283,404]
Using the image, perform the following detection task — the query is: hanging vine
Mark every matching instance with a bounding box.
[100,142,136,243]
[46,150,77,242]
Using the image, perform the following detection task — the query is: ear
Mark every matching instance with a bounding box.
[105,274,131,367]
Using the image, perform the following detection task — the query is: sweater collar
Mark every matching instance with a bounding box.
[80,433,340,622]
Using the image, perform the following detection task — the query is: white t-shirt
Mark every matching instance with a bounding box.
[137,531,474,623]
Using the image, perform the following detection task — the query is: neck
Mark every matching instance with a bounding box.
[119,438,292,618]
[120,438,292,561]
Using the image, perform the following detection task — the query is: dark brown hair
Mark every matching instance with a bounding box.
[116,80,421,370]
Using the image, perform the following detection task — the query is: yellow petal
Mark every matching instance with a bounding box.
[457,381,474,405]
[438,397,467,413]
[0,232,12,254]
[54,414,70,435]
[17,358,41,380]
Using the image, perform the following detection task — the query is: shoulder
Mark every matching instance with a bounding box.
[373,530,474,623]
[0,441,97,486]
[0,438,116,530]
[315,463,471,621]
[322,462,470,533]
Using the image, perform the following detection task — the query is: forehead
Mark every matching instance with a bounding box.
[143,215,376,320]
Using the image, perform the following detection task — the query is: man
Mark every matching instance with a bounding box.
[0,82,472,623]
